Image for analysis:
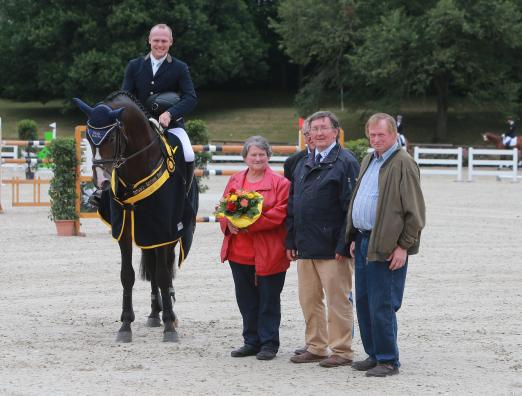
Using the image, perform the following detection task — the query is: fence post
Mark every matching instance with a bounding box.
[467,147,474,181]
[512,148,518,182]
[456,147,463,182]
[0,117,4,214]
[413,146,419,164]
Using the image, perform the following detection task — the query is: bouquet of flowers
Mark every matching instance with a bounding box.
[215,188,264,228]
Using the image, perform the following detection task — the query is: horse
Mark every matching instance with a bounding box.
[73,91,198,343]
[482,132,522,152]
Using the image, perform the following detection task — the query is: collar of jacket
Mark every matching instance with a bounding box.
[306,142,341,168]
[230,167,277,191]
[362,145,402,174]
[144,53,173,63]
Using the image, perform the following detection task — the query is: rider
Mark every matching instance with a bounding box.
[396,114,407,148]
[503,117,516,148]
[122,23,197,190]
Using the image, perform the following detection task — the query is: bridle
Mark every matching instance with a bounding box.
[87,119,159,172]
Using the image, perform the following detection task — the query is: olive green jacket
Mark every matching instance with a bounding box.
[345,147,426,262]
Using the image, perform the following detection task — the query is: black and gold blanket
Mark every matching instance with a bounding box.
[98,134,197,264]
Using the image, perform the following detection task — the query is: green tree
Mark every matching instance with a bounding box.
[271,0,356,115]
[350,0,522,141]
[0,0,268,103]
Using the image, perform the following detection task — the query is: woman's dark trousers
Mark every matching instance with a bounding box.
[229,261,286,352]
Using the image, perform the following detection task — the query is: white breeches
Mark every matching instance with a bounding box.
[167,127,195,162]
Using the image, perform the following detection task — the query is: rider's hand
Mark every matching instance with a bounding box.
[159,111,171,127]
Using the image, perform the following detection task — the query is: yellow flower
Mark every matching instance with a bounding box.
[246,193,254,199]
[230,194,238,201]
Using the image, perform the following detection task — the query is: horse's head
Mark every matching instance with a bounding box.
[73,98,125,190]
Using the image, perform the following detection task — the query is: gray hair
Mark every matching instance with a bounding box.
[305,110,341,131]
[365,113,397,138]
[241,135,272,158]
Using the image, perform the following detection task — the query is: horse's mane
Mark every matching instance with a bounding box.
[105,90,151,118]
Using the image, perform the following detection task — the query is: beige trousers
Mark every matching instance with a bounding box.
[297,258,354,359]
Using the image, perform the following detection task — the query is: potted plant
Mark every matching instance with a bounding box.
[17,119,39,180]
[48,137,78,236]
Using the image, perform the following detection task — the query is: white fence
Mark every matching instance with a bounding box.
[413,147,463,181]
[1,145,18,159]
[467,148,518,182]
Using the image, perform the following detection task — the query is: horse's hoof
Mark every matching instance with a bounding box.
[163,330,179,343]
[146,317,162,327]
[116,331,132,343]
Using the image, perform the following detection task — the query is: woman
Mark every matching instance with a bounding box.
[219,135,290,361]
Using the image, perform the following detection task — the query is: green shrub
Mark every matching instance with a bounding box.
[17,119,39,141]
[345,138,370,163]
[48,137,78,221]
[186,119,210,192]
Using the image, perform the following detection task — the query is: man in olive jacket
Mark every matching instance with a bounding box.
[346,112,425,377]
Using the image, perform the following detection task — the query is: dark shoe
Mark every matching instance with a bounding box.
[365,363,399,377]
[290,351,327,363]
[256,349,277,361]
[352,357,377,371]
[294,346,308,355]
[319,355,353,368]
[231,344,259,357]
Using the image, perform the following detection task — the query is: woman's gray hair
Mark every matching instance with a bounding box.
[241,135,272,158]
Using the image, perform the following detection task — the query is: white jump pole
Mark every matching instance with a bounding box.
[0,116,4,214]
[49,122,57,139]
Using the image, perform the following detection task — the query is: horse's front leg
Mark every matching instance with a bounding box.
[156,246,178,342]
[116,232,134,343]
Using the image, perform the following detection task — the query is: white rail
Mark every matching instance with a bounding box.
[468,148,518,182]
[413,147,463,181]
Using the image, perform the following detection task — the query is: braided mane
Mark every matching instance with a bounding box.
[105,90,151,118]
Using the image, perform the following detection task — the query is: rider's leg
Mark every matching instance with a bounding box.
[166,128,195,192]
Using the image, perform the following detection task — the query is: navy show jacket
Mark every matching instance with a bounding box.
[121,53,197,129]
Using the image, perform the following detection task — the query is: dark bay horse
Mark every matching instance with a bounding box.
[73,91,197,342]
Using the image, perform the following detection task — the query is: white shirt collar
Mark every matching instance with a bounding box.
[150,53,167,66]
[316,141,337,161]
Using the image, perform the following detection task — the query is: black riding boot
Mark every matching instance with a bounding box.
[88,189,102,209]
[185,161,195,194]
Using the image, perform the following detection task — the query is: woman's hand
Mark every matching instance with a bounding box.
[227,221,240,235]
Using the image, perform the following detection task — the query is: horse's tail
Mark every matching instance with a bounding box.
[140,250,154,281]
[139,247,177,281]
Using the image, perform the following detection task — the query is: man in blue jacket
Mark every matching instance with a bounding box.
[122,23,197,189]
[286,111,360,367]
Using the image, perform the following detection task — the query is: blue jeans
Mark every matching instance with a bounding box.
[229,262,286,352]
[354,233,407,367]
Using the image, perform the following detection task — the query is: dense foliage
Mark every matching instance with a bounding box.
[17,119,38,141]
[185,119,210,192]
[0,0,270,103]
[2,0,522,142]
[274,0,522,141]
[48,137,78,221]
[345,138,369,164]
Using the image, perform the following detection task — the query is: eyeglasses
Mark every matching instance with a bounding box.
[310,126,334,133]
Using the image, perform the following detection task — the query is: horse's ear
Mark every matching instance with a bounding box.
[73,98,93,116]
[109,107,125,120]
